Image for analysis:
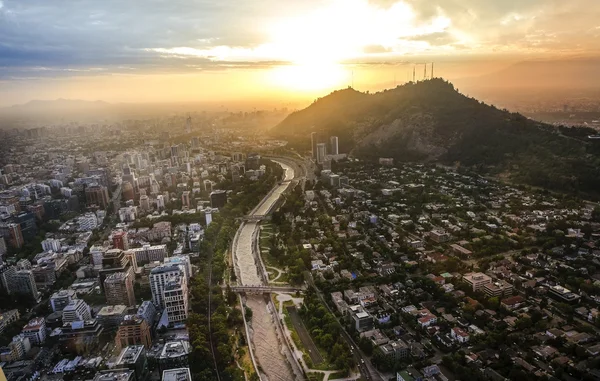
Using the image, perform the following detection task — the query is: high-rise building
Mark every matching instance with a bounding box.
[85,184,110,209]
[181,191,190,208]
[22,317,46,345]
[163,274,188,325]
[99,249,135,291]
[12,270,40,301]
[7,223,24,249]
[50,289,77,312]
[122,181,135,201]
[41,238,61,252]
[150,264,183,308]
[130,244,167,264]
[112,231,130,250]
[330,136,339,155]
[90,245,108,266]
[62,299,92,323]
[140,195,150,211]
[210,190,227,209]
[156,195,165,210]
[316,143,327,164]
[170,146,179,158]
[0,237,6,259]
[115,345,148,381]
[97,305,128,330]
[0,265,15,294]
[104,272,136,307]
[136,301,157,326]
[164,256,192,281]
[116,315,152,351]
[311,132,318,160]
[205,208,212,226]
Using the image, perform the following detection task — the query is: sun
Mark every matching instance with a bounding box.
[267,63,349,92]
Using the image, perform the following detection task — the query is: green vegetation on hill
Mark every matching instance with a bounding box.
[273,79,600,198]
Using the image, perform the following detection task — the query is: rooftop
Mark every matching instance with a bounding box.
[98,305,127,317]
[116,345,144,365]
[162,368,192,381]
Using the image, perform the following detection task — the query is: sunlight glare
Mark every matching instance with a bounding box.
[267,63,349,92]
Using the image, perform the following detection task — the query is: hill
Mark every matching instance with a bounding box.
[272,79,600,197]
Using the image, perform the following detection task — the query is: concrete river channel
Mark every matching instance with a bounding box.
[231,160,304,381]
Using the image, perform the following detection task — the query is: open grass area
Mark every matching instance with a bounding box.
[329,370,350,380]
[307,372,326,381]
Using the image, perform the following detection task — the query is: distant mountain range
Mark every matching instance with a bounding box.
[455,57,600,90]
[7,98,111,110]
[273,79,600,197]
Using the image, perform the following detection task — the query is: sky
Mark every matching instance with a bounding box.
[1,0,599,106]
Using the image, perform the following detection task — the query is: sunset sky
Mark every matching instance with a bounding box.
[1,0,599,106]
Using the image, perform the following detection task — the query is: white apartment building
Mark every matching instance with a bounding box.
[62,299,92,323]
[131,244,168,264]
[163,274,189,325]
[150,264,183,308]
[41,238,62,252]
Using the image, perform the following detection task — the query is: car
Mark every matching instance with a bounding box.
[361,359,365,364]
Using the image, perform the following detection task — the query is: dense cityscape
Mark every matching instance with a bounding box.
[0,109,598,381]
[3,1,600,381]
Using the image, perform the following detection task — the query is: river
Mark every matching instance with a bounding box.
[233,160,299,381]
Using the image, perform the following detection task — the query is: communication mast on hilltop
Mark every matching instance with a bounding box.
[424,64,427,80]
[413,66,415,82]
[431,62,434,78]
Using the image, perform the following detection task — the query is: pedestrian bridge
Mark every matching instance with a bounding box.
[242,215,266,222]
[226,285,304,294]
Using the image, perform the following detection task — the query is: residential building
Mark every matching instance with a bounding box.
[162,368,192,381]
[116,315,152,351]
[115,345,148,381]
[62,299,92,323]
[483,280,514,298]
[181,191,190,209]
[85,184,110,209]
[548,285,581,303]
[316,143,326,164]
[21,317,46,345]
[463,272,492,292]
[60,320,104,355]
[41,238,62,252]
[0,310,20,334]
[451,327,470,344]
[93,370,134,381]
[112,231,130,250]
[163,274,188,325]
[97,305,128,330]
[380,339,409,361]
[104,272,136,307]
[330,136,339,155]
[137,301,157,326]
[12,270,40,301]
[352,310,374,332]
[210,190,227,209]
[50,289,77,312]
[150,264,184,308]
[0,265,16,294]
[130,244,168,264]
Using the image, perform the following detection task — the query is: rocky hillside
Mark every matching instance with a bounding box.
[272,79,600,197]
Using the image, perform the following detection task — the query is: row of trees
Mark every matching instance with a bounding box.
[299,289,355,371]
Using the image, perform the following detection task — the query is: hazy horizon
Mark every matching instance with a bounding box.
[2,0,600,107]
